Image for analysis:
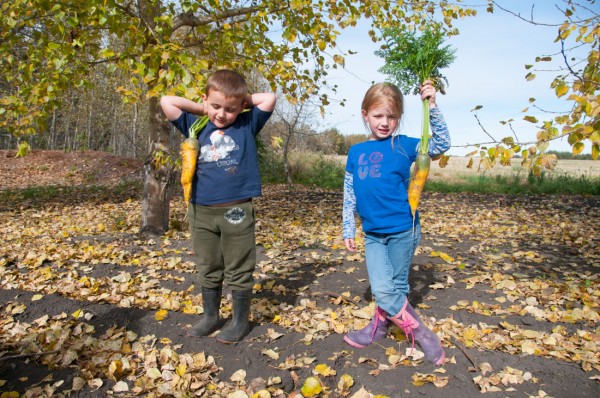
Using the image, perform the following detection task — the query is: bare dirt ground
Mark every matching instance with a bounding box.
[0,150,143,189]
[1,150,599,398]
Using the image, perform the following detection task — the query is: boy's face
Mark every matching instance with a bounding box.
[202,90,246,129]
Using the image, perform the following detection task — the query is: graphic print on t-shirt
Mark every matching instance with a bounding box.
[200,130,236,162]
[357,151,383,180]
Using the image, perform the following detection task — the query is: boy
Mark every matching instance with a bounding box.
[160,70,276,343]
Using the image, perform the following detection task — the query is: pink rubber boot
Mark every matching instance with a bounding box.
[387,301,445,365]
[344,306,389,348]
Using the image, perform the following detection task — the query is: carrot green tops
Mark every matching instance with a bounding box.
[342,107,450,239]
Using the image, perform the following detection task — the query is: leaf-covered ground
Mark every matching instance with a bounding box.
[0,151,599,398]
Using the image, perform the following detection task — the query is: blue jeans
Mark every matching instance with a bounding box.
[364,224,421,316]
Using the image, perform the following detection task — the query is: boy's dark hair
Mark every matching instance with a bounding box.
[206,70,248,99]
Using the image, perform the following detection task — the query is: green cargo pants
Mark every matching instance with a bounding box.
[188,200,256,290]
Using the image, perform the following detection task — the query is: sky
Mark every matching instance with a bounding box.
[313,0,592,156]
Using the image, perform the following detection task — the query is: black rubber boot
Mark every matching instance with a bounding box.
[187,286,222,337]
[217,289,252,344]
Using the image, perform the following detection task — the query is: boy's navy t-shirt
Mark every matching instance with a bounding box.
[171,107,272,205]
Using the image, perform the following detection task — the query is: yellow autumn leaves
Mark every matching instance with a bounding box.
[299,366,354,397]
[155,309,168,321]
[1,182,599,397]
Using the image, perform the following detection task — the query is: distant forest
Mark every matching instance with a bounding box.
[547,151,594,160]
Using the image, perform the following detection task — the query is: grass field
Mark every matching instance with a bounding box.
[330,155,599,180]
[427,157,600,183]
[324,154,599,194]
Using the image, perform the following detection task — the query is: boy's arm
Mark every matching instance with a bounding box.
[245,93,276,112]
[160,96,205,121]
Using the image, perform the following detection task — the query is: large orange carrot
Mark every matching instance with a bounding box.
[180,116,208,204]
[379,28,454,218]
[407,98,431,217]
[180,138,199,204]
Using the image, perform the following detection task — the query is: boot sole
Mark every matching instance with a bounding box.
[216,334,247,344]
[186,329,218,337]
[186,321,221,337]
[343,335,369,348]
[216,327,250,344]
[434,351,446,365]
[216,338,238,344]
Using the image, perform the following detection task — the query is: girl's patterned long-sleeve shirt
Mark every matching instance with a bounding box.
[342,106,450,239]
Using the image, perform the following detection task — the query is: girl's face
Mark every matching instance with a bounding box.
[202,90,246,129]
[362,101,399,140]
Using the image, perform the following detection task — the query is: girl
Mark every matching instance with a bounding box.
[342,81,449,365]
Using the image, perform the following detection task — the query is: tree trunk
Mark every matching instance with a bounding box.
[50,109,57,149]
[140,96,175,236]
[87,96,93,150]
[132,103,138,158]
[283,138,292,184]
